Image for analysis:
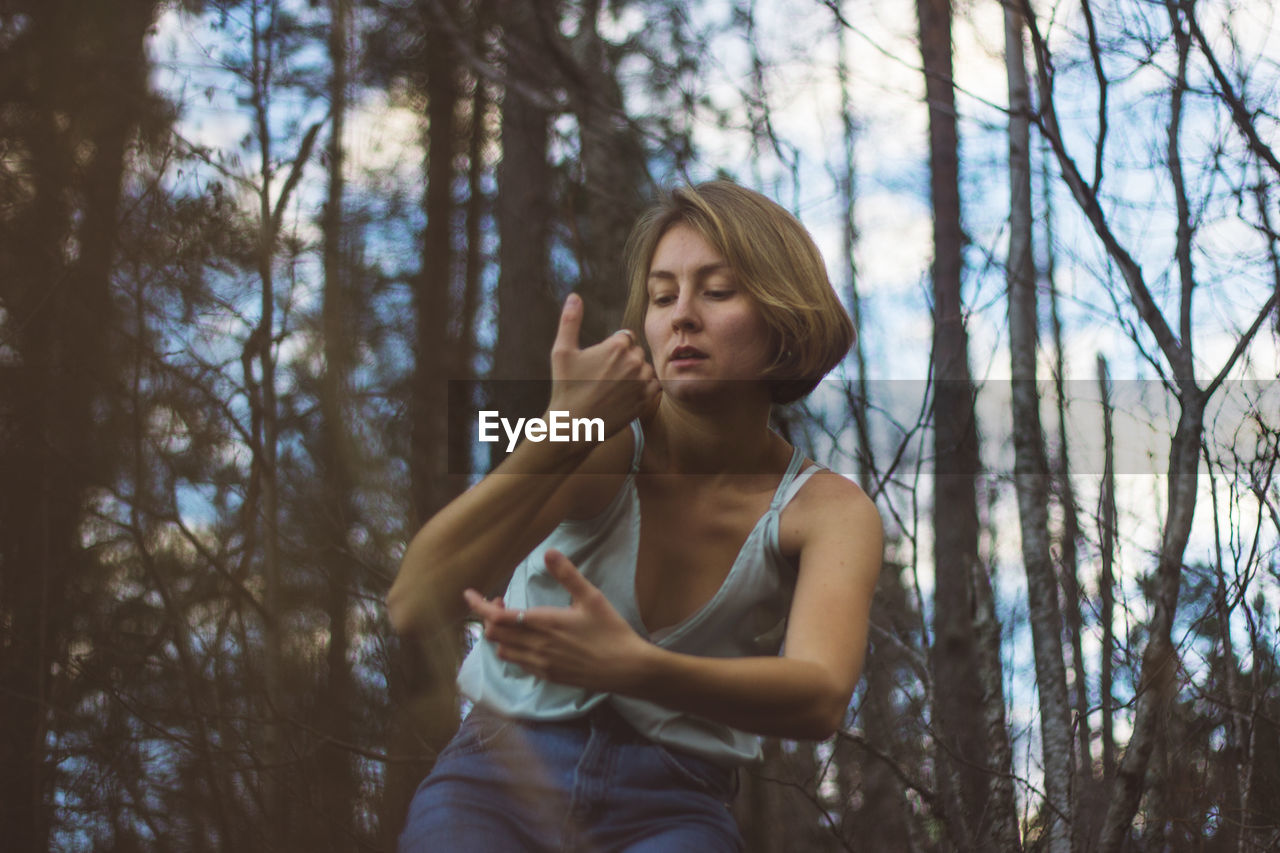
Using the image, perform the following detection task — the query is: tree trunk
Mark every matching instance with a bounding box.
[917,0,1020,846]
[383,0,467,844]
[557,0,650,341]
[1016,4,1268,842]
[1207,461,1249,853]
[410,0,461,526]
[1045,139,1094,806]
[1003,6,1073,851]
[1095,316,1206,852]
[316,0,358,845]
[1096,11,1204,845]
[968,536,1022,853]
[247,2,288,840]
[842,565,917,850]
[1096,355,1118,784]
[0,0,155,847]
[446,0,493,484]
[489,0,559,440]
[834,1,875,494]
[831,9,912,846]
[736,740,839,852]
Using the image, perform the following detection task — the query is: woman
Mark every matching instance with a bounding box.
[388,181,883,851]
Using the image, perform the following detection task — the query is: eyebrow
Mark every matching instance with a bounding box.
[646,262,732,281]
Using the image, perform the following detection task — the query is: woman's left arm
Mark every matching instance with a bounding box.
[468,473,883,740]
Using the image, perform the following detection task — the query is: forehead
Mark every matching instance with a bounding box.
[648,223,727,274]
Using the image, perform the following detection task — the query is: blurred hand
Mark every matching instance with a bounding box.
[463,549,651,692]
[547,294,661,440]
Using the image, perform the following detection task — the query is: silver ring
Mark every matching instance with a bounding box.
[516,610,526,625]
[614,329,637,345]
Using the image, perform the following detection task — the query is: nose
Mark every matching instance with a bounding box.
[670,288,700,331]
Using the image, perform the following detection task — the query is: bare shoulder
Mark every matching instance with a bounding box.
[779,467,883,558]
[780,468,884,701]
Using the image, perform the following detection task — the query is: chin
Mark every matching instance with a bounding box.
[660,378,764,408]
[660,378,713,401]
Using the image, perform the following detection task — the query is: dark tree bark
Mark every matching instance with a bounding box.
[1095,354,1117,784]
[538,0,651,340]
[736,740,842,853]
[840,565,917,850]
[410,0,462,526]
[488,0,559,435]
[383,0,469,844]
[916,0,1020,847]
[446,0,493,484]
[0,1,158,848]
[313,0,359,845]
[832,5,912,847]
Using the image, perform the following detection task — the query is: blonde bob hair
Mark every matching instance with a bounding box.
[622,180,854,405]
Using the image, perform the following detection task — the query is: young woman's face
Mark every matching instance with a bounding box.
[643,224,774,402]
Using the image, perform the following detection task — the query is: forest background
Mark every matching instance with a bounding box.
[1,0,1278,850]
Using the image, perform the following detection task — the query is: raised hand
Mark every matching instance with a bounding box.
[547,294,661,439]
[463,549,653,692]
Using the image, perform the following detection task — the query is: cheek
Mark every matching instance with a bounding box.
[729,314,775,362]
[643,312,664,349]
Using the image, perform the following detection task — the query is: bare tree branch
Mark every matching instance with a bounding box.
[1186,6,1280,183]
[1020,0,1184,372]
[1078,0,1110,195]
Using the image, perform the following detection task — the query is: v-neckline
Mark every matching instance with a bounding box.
[626,442,804,643]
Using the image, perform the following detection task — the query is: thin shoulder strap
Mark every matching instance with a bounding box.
[775,464,822,510]
[769,445,806,510]
[628,419,645,475]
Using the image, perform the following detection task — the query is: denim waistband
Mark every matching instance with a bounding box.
[465,702,739,797]
[468,702,649,743]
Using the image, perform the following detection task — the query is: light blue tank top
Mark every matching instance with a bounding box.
[456,420,822,765]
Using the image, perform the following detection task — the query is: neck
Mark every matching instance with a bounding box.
[646,388,781,475]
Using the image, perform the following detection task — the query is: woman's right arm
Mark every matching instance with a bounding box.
[386,294,660,636]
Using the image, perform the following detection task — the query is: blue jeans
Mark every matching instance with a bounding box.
[398,704,744,852]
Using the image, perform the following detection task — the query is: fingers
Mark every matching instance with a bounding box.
[553,293,583,355]
[602,329,656,406]
[465,588,545,632]
[463,589,507,622]
[493,643,548,679]
[544,549,599,603]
